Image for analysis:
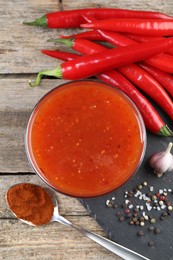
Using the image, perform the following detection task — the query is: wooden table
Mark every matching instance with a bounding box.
[1,1,173,259]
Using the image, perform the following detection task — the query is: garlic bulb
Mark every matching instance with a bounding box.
[149,142,173,177]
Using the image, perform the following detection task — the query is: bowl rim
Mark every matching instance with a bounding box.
[25,80,147,198]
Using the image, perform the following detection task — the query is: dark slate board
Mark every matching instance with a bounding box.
[80,111,173,260]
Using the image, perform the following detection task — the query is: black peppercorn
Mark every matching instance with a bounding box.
[154,228,161,234]
[132,217,138,222]
[148,226,154,231]
[148,241,154,247]
[137,230,144,237]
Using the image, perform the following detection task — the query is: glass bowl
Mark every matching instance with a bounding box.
[25,80,146,198]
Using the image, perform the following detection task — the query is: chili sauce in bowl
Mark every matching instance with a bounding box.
[25,81,146,197]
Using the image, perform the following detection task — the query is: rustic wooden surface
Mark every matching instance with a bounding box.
[1,1,173,259]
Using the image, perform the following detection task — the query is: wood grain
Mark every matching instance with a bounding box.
[0,0,81,74]
[0,219,117,260]
[63,0,173,13]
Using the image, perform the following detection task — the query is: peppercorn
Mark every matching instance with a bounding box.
[140,221,145,227]
[140,217,145,222]
[151,195,157,201]
[148,226,154,231]
[137,184,143,190]
[150,218,156,224]
[133,212,138,217]
[154,228,161,234]
[146,192,152,197]
[168,205,173,211]
[144,215,149,221]
[133,217,138,222]
[119,216,125,222]
[165,199,170,205]
[160,196,166,201]
[159,200,164,206]
[137,230,144,237]
[162,212,168,217]
[148,241,154,247]
[135,221,140,226]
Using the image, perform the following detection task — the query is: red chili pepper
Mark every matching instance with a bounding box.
[41,49,172,136]
[81,19,173,36]
[60,30,104,41]
[49,38,106,54]
[31,37,173,85]
[23,8,173,28]
[119,64,173,119]
[80,15,173,119]
[145,53,173,73]
[42,50,81,61]
[82,14,136,46]
[41,50,81,61]
[98,71,171,135]
[125,33,173,55]
[50,37,173,120]
[96,26,173,73]
[139,63,173,97]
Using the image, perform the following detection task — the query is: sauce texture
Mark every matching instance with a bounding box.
[27,81,145,197]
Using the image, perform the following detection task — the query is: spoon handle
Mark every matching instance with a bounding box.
[55,215,150,260]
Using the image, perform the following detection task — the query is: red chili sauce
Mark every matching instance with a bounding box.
[27,81,145,197]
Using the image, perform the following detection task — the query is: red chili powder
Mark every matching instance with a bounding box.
[6,183,54,226]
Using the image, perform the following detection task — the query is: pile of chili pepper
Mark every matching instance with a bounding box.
[24,7,173,136]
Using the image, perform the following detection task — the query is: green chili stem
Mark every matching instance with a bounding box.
[29,66,62,87]
[48,38,74,48]
[158,125,173,136]
[23,15,47,27]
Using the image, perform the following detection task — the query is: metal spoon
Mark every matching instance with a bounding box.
[7,191,149,260]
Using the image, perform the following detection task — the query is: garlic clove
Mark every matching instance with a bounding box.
[151,153,173,173]
[149,142,173,177]
[149,152,164,166]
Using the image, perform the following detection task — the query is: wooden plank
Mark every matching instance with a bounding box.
[0,77,69,173]
[0,219,120,260]
[1,0,173,74]
[63,0,173,13]
[0,0,80,74]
